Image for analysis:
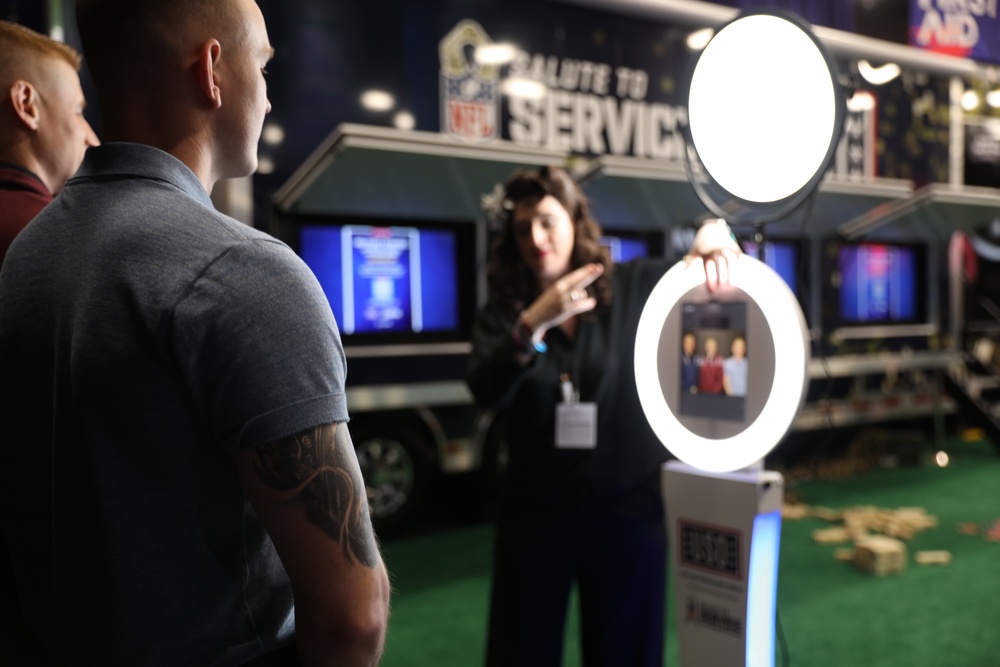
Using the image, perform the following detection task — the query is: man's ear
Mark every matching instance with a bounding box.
[197,39,223,109]
[10,80,41,131]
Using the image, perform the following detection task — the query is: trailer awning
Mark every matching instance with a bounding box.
[272,123,568,220]
[275,123,996,245]
[838,183,1000,243]
[574,154,914,237]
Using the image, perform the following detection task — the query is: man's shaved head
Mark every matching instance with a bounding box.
[0,21,82,89]
[74,0,272,189]
[75,0,248,108]
[0,21,98,194]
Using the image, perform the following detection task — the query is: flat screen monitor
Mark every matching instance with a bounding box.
[836,242,922,325]
[679,301,748,422]
[600,229,665,262]
[743,239,798,297]
[296,217,476,345]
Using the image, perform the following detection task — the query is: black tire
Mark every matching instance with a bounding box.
[351,422,435,531]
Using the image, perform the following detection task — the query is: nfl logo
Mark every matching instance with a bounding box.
[440,20,500,143]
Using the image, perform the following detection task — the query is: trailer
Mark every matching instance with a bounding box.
[263,1,1000,527]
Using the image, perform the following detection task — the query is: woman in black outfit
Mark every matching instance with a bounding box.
[466,166,738,667]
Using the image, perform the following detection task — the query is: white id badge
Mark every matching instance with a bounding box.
[556,403,598,449]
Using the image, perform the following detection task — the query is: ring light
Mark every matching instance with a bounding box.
[655,18,829,661]
[634,256,809,472]
[684,10,845,225]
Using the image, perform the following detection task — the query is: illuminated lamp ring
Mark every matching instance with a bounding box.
[634,255,809,472]
[682,9,846,226]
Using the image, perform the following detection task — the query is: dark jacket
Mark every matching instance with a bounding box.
[466,258,675,509]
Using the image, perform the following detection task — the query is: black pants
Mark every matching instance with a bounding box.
[486,482,667,667]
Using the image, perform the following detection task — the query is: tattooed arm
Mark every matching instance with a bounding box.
[238,422,390,667]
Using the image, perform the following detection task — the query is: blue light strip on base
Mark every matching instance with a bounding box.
[746,509,782,667]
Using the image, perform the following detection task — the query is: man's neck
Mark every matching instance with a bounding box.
[102,112,216,194]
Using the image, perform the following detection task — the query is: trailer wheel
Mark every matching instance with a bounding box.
[353,424,433,530]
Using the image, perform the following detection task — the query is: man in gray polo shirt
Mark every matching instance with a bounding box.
[0,1,390,665]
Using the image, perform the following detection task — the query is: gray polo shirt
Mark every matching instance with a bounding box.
[0,143,348,666]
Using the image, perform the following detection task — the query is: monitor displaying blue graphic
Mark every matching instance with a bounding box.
[602,235,650,263]
[838,243,919,324]
[743,240,798,296]
[599,229,665,262]
[298,221,475,343]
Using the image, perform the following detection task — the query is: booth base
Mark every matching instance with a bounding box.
[663,461,784,667]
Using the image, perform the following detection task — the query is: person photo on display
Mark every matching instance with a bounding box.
[723,335,748,397]
[698,336,724,395]
[681,331,700,394]
[466,166,740,667]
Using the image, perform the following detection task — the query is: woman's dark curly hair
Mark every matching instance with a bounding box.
[487,166,612,316]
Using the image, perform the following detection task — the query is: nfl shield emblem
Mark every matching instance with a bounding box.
[440,20,500,142]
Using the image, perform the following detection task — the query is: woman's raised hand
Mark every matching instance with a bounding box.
[521,263,604,336]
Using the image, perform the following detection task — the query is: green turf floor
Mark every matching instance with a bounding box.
[377,437,1000,666]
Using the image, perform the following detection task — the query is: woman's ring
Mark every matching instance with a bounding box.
[570,290,582,301]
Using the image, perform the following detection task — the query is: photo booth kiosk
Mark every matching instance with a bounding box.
[634,9,845,667]
[635,255,809,667]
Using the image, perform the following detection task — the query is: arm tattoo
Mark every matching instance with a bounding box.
[253,423,380,568]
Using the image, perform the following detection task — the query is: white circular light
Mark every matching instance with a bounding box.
[963,89,981,111]
[256,157,275,175]
[501,77,547,100]
[688,13,839,204]
[475,43,518,66]
[685,28,714,51]
[847,91,876,113]
[857,59,901,85]
[360,90,395,112]
[261,123,285,145]
[634,256,809,472]
[393,111,416,130]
